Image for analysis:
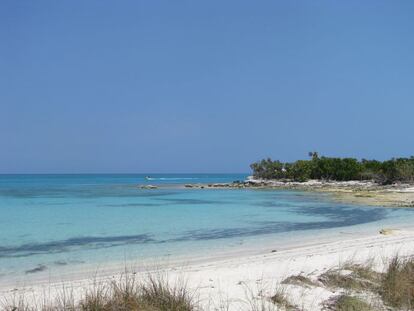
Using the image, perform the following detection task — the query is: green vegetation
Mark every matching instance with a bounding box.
[281,274,316,288]
[250,152,414,184]
[3,274,196,311]
[5,256,414,310]
[270,288,295,311]
[318,265,380,292]
[380,256,414,309]
[332,295,373,311]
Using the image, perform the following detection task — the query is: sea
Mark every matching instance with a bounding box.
[0,174,413,282]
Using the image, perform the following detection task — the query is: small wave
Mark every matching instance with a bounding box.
[146,177,198,181]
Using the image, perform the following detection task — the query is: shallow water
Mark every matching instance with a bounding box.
[0,174,413,280]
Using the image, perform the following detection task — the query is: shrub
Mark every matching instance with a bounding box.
[380,256,414,309]
[332,295,373,311]
[4,273,197,311]
[250,153,414,184]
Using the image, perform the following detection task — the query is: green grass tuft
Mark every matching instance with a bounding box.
[380,256,414,309]
[3,273,197,311]
[281,274,316,288]
[270,288,296,310]
[332,295,373,311]
[318,263,380,292]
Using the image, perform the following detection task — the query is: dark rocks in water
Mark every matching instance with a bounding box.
[25,264,47,274]
[184,184,206,189]
[139,185,158,189]
[212,183,229,187]
[183,181,257,189]
[54,260,68,266]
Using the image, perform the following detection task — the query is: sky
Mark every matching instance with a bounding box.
[1,1,414,173]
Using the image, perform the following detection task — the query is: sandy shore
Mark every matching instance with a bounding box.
[320,185,414,208]
[2,183,414,309]
[2,227,414,310]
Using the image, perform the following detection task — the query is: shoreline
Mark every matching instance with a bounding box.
[0,221,388,288]
[176,179,414,208]
[2,184,414,309]
[2,226,414,310]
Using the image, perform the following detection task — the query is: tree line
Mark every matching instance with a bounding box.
[250,152,414,184]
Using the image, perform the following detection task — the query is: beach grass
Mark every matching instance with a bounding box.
[3,273,197,311]
[4,255,414,311]
[270,288,296,310]
[281,275,316,288]
[380,256,414,309]
[331,295,373,311]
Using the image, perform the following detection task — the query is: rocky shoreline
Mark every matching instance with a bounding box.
[137,179,414,207]
[181,179,414,208]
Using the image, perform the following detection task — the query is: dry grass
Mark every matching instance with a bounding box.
[342,263,380,282]
[318,262,380,292]
[4,255,414,311]
[320,256,414,310]
[2,273,197,311]
[281,275,316,288]
[330,295,373,311]
[241,280,284,311]
[380,256,414,310]
[139,274,196,311]
[318,269,371,291]
[270,287,297,311]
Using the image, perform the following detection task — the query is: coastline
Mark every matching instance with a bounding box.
[2,182,414,309]
[0,219,393,287]
[2,226,414,310]
[178,179,414,208]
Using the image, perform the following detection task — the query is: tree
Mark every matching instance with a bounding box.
[250,154,414,183]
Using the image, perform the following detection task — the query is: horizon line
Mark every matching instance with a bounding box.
[0,172,250,175]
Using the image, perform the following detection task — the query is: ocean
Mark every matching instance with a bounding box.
[0,174,413,281]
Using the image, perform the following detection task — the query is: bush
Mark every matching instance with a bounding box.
[4,273,197,311]
[333,295,373,311]
[250,153,414,184]
[380,256,414,309]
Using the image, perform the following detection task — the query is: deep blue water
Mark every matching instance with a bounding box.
[0,174,412,279]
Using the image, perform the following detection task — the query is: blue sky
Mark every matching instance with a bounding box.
[1,1,413,173]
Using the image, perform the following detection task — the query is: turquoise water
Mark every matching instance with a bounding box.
[0,174,413,280]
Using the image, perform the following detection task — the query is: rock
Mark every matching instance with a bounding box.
[184,184,194,188]
[140,185,158,189]
[25,264,47,274]
[379,228,395,235]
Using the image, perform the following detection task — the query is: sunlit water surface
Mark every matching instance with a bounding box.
[0,174,413,280]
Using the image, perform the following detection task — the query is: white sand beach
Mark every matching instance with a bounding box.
[2,227,414,310]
